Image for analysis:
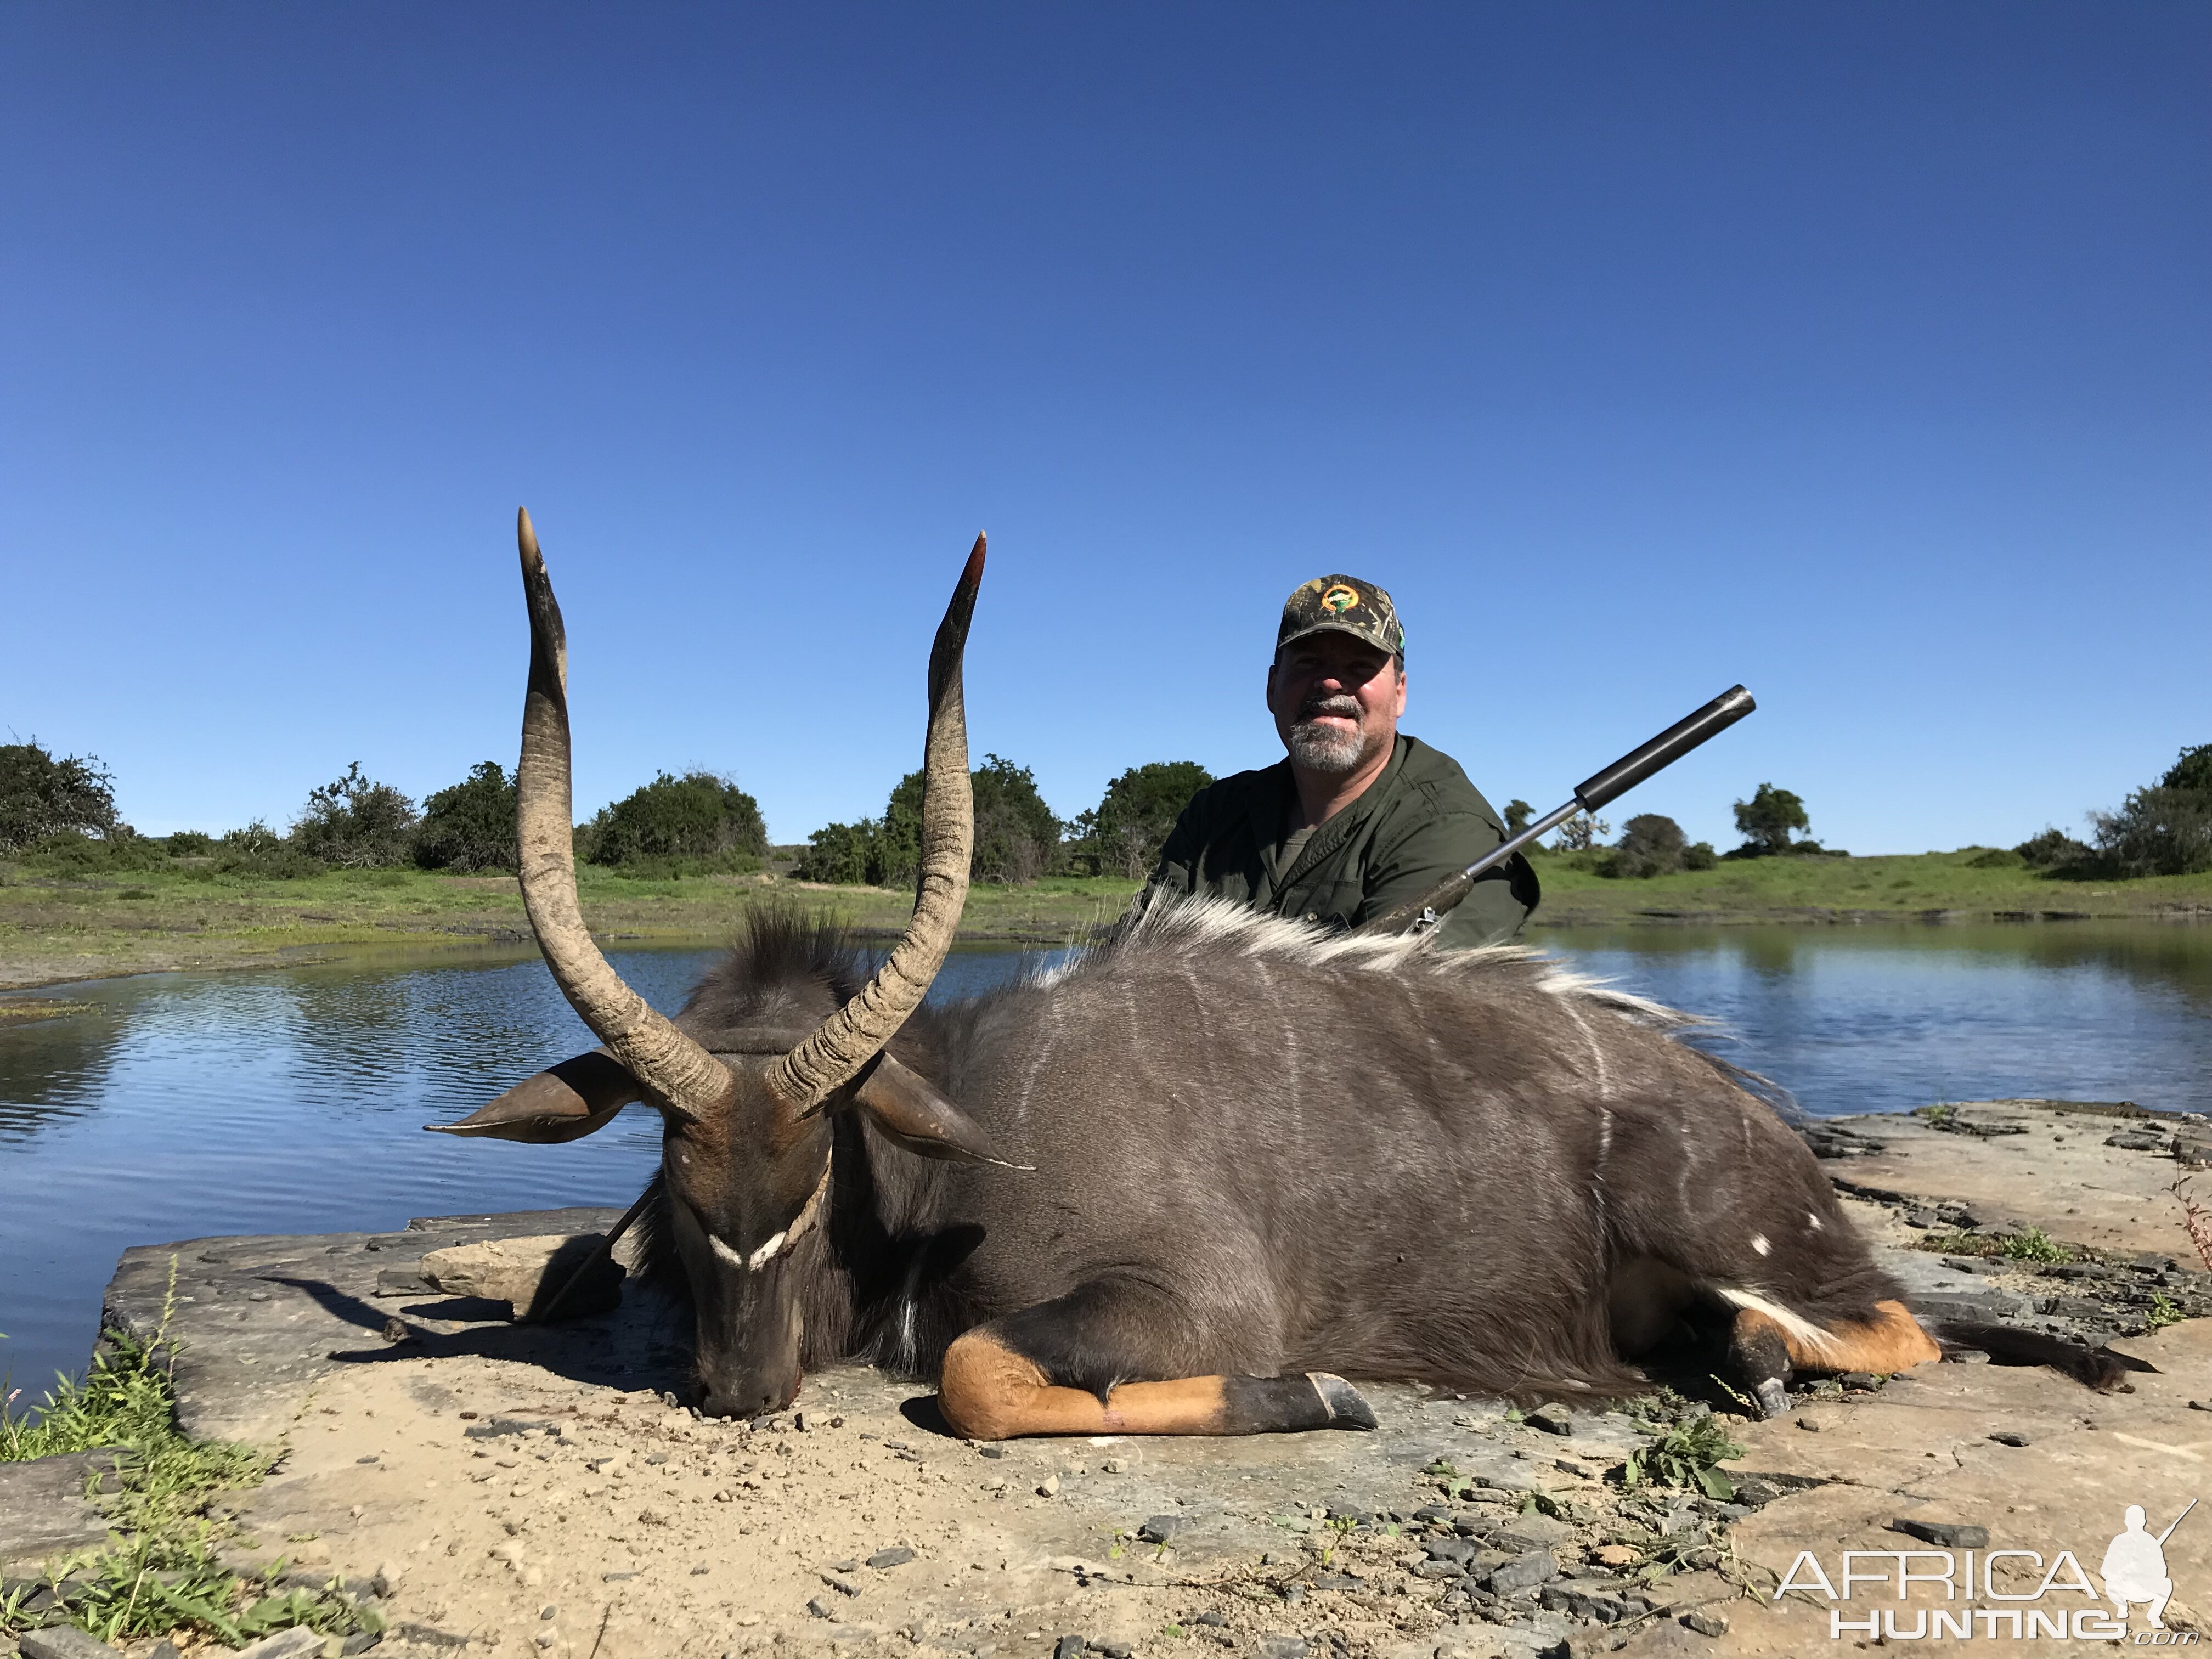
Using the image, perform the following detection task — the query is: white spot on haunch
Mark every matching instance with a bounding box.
[1717,1287,1840,1359]
[1751,1234,1770,1256]
[747,1232,787,1270]
[1807,1212,1824,1232]
[708,1233,748,1271]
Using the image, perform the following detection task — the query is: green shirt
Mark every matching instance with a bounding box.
[1131,735,1540,947]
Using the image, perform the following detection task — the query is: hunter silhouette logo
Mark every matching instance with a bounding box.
[1320,583,1360,613]
[1775,1498,2198,1642]
[2105,1500,2192,1629]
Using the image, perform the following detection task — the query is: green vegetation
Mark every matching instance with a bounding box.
[1619,1413,1746,1500]
[796,754,1068,885]
[1525,840,2212,925]
[2085,744,2212,878]
[290,763,417,870]
[580,770,766,874]
[0,741,120,851]
[1601,813,1718,879]
[1733,782,1812,855]
[1,1268,379,1647]
[1066,760,1214,879]
[1917,1226,2078,1264]
[413,761,518,873]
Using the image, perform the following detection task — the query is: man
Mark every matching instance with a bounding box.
[1132,574,1538,947]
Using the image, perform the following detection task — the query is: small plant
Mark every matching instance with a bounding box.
[1999,1227,2073,1263]
[2171,1176,2212,1275]
[1619,1414,1745,1501]
[2147,1293,2185,1332]
[1921,1103,1957,1126]
[1,1263,377,1646]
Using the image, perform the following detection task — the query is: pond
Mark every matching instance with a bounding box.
[3,922,2208,1407]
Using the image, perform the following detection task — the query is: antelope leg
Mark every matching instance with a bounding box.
[935,1282,1374,1440]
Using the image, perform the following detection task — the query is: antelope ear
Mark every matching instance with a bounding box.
[428,1049,641,1143]
[852,1054,1028,1169]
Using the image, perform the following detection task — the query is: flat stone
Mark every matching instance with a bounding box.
[417,1233,623,1320]
[867,1546,916,1568]
[1485,1548,1557,1594]
[0,1448,126,1570]
[20,1628,126,1659]
[1492,1514,1572,1551]
[1525,1404,1574,1436]
[235,1630,329,1659]
[1681,1609,1730,1637]
[1137,1514,1188,1543]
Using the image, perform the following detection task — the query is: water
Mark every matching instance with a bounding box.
[3,923,2207,1406]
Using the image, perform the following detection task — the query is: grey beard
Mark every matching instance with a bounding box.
[1287,719,1366,775]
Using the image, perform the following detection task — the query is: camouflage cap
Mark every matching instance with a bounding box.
[1276,574,1404,659]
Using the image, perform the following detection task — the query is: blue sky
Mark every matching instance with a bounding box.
[3,4,2205,854]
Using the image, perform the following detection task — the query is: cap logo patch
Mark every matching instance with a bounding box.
[1321,584,1360,614]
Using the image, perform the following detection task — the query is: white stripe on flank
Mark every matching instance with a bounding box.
[1751,1234,1770,1256]
[1717,1287,1841,1359]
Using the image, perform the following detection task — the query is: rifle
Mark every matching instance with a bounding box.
[1355,684,1758,938]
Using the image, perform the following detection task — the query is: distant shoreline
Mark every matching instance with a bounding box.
[1,850,2206,993]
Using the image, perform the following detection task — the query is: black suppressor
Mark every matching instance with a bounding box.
[1354,684,1757,938]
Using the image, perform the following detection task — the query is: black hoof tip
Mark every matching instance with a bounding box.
[1309,1373,1378,1431]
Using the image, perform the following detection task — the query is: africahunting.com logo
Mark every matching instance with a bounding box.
[1776,1501,2196,1643]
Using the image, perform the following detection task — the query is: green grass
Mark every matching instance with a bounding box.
[1917,1226,2078,1263]
[1,1265,381,1646]
[6,841,2208,992]
[1523,844,2212,926]
[0,857,1143,989]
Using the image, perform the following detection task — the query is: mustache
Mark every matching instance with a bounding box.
[1295,693,1361,722]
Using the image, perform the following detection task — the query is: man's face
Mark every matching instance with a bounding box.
[1266,630,1406,777]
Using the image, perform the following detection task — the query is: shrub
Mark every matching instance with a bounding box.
[291,763,417,869]
[791,819,881,884]
[1602,814,1689,879]
[793,754,1066,886]
[1683,840,1718,871]
[14,830,165,875]
[2016,827,2093,869]
[1068,761,1213,879]
[586,771,766,871]
[414,761,518,873]
[1965,846,2024,868]
[214,821,325,879]
[165,831,215,856]
[0,740,120,853]
[1731,783,1808,856]
[2087,744,2212,878]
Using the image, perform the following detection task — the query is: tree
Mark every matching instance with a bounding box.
[587,771,768,870]
[0,740,120,852]
[1732,783,1808,856]
[1604,814,1689,879]
[414,761,520,873]
[292,762,417,868]
[793,754,1066,887]
[2089,742,2212,877]
[1551,812,1610,853]
[791,819,881,885]
[971,754,1063,884]
[1503,799,1533,837]
[1070,761,1212,879]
